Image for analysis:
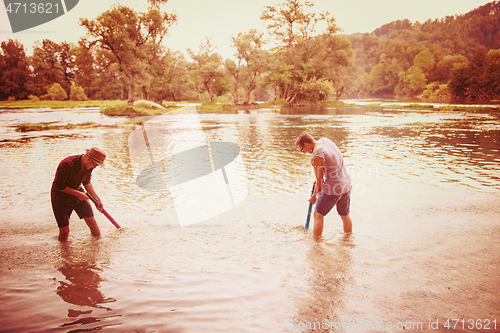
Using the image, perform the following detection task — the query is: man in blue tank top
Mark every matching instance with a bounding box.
[295,132,352,239]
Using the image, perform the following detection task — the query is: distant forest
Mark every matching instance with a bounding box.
[1,0,500,103]
[347,0,500,100]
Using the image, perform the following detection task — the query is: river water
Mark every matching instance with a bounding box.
[0,104,499,332]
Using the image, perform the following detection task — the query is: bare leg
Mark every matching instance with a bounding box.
[84,216,101,237]
[313,211,325,241]
[340,215,352,233]
[58,226,70,242]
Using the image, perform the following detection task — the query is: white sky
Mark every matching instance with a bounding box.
[0,0,493,60]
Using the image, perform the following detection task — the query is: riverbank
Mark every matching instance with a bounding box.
[14,121,147,133]
[0,100,121,109]
[0,99,185,114]
[1,98,499,117]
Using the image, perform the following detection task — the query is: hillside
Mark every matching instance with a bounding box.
[347,1,500,99]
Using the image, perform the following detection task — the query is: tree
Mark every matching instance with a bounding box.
[365,56,402,96]
[395,66,426,96]
[69,82,89,101]
[147,50,196,103]
[485,49,500,98]
[433,54,467,83]
[47,83,68,100]
[224,58,242,103]
[73,42,99,99]
[347,1,500,98]
[413,50,434,76]
[448,48,500,100]
[58,42,76,90]
[188,38,227,102]
[30,39,69,97]
[261,0,353,103]
[448,62,470,98]
[93,48,127,100]
[80,2,177,104]
[0,39,31,100]
[231,29,270,103]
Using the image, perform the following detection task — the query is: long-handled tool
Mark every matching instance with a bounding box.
[86,192,121,229]
[304,182,316,229]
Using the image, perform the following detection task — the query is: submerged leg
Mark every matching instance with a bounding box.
[340,215,352,234]
[84,217,101,238]
[313,211,325,241]
[58,226,69,242]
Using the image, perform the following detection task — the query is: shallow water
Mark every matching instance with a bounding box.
[0,105,499,332]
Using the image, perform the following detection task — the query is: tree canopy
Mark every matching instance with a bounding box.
[79,4,177,104]
[2,0,500,102]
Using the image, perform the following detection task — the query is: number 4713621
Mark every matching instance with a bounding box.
[5,2,60,14]
[444,319,497,330]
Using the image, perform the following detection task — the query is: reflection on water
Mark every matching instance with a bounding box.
[56,242,114,310]
[0,104,499,332]
[55,240,120,331]
[292,235,354,332]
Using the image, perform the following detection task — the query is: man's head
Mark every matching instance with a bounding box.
[83,147,106,169]
[295,133,315,153]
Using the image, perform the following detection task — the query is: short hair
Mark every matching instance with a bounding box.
[295,132,314,147]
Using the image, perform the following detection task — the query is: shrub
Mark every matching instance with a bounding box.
[47,83,68,101]
[28,95,40,101]
[69,82,89,101]
[101,104,144,116]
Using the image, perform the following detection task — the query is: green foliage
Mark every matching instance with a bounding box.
[101,103,178,116]
[80,4,177,104]
[421,83,450,99]
[73,42,99,99]
[230,29,270,103]
[48,83,68,101]
[395,66,426,96]
[30,40,71,97]
[365,59,402,96]
[449,48,500,100]
[348,1,500,99]
[0,39,31,101]
[188,38,227,102]
[433,55,467,83]
[0,99,122,109]
[413,50,434,74]
[16,122,103,132]
[261,0,353,104]
[69,82,89,101]
[147,50,196,103]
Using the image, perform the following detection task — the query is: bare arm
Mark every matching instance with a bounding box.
[309,155,325,204]
[83,182,104,212]
[62,187,88,201]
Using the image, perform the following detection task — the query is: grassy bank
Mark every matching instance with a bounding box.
[16,122,110,132]
[195,100,349,113]
[15,120,150,132]
[101,101,183,116]
[366,103,499,112]
[0,100,123,109]
[0,99,185,115]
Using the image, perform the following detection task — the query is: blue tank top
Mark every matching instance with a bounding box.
[312,138,352,196]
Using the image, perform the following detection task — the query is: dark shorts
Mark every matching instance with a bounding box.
[315,191,351,216]
[51,198,94,228]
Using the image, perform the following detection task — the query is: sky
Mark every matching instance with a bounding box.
[0,0,494,60]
